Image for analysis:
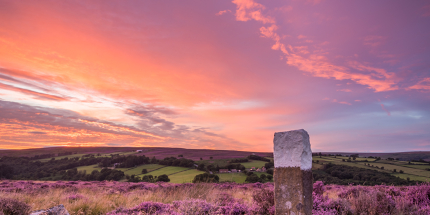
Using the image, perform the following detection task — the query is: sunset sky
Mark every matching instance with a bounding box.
[0,0,429,152]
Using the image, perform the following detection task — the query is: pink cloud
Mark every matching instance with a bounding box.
[232,0,275,23]
[216,10,231,16]
[232,0,400,93]
[409,78,430,90]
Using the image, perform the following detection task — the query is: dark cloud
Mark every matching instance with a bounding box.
[28,131,47,134]
[0,100,159,139]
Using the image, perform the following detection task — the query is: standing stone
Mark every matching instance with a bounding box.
[273,129,312,215]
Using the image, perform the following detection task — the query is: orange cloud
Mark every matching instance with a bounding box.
[232,0,275,23]
[409,78,430,90]
[216,10,231,16]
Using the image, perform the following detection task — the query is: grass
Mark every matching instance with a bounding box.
[402,165,430,170]
[312,163,324,169]
[124,164,165,175]
[76,165,103,174]
[217,173,247,183]
[240,160,267,169]
[169,169,205,183]
[1,182,256,215]
[392,173,430,182]
[366,163,430,178]
[141,166,191,177]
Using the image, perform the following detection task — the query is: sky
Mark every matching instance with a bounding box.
[0,0,429,152]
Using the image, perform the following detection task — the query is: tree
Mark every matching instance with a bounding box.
[399,170,404,173]
[197,163,205,171]
[260,174,267,180]
[192,173,219,183]
[151,156,157,164]
[128,174,141,182]
[210,157,213,160]
[245,174,261,183]
[142,175,155,182]
[156,174,170,182]
[393,169,397,172]
[0,164,14,179]
[141,169,148,174]
[200,158,203,160]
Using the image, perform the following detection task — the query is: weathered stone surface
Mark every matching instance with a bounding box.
[274,167,312,215]
[274,129,312,215]
[274,129,311,170]
[30,204,69,215]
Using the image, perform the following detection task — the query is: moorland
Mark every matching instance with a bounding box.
[2,147,430,214]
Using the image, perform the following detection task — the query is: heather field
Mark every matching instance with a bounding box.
[2,180,430,214]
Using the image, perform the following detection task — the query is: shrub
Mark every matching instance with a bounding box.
[0,198,31,215]
[399,170,404,173]
[193,173,219,183]
[245,174,261,183]
[252,188,274,214]
[141,169,148,174]
[156,174,170,182]
[108,201,171,214]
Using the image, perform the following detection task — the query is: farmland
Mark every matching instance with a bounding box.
[141,166,191,177]
[4,146,430,184]
[313,154,430,182]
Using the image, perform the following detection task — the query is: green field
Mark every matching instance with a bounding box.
[38,153,90,162]
[334,156,376,162]
[169,169,205,183]
[312,163,324,169]
[312,155,430,182]
[393,173,430,182]
[124,164,165,175]
[240,160,267,169]
[141,166,191,177]
[217,173,247,183]
[402,165,430,170]
[77,164,103,174]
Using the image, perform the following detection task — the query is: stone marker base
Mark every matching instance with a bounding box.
[274,167,312,215]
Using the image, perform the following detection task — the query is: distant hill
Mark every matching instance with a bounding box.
[0,147,272,161]
[323,151,430,161]
[3,147,430,161]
